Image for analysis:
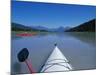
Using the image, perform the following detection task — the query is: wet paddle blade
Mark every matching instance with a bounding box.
[17,48,29,62]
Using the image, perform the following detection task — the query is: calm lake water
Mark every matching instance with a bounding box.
[11,32,96,74]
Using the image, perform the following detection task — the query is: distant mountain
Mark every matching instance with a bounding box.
[11,22,72,32]
[54,26,70,32]
[64,27,71,31]
[65,19,96,32]
[11,23,47,32]
[55,26,65,32]
[31,26,69,32]
[12,23,34,31]
[31,26,49,31]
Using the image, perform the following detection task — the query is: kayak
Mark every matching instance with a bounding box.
[17,33,33,36]
[41,44,73,73]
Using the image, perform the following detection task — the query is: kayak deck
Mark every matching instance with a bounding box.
[41,46,73,73]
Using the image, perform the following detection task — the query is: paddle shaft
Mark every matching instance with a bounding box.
[25,60,35,73]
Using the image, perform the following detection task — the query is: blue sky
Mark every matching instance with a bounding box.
[11,1,96,28]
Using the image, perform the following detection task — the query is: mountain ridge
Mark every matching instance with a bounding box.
[65,19,96,32]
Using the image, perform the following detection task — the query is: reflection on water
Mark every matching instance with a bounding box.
[65,32,95,46]
[11,35,23,40]
[11,32,96,74]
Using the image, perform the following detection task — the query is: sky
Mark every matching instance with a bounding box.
[11,1,96,28]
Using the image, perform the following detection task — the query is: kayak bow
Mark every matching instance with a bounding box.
[41,45,73,73]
